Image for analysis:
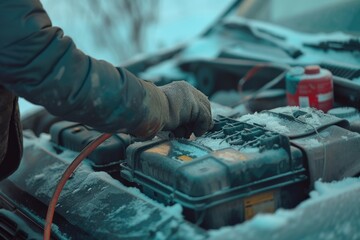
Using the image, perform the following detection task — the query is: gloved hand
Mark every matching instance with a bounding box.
[130,80,213,138]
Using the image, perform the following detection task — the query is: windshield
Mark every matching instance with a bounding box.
[228,0,360,36]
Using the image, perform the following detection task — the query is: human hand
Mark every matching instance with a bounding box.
[160,81,213,138]
[130,80,213,139]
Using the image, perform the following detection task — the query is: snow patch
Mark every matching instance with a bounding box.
[238,112,290,134]
[246,214,288,231]
[341,135,349,141]
[210,102,234,118]
[105,199,155,228]
[165,204,183,219]
[90,171,184,220]
[25,162,65,197]
[270,106,325,127]
[307,178,360,200]
[295,138,322,147]
[33,173,45,181]
[209,177,360,240]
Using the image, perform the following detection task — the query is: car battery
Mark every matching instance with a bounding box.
[50,121,132,172]
[121,117,309,229]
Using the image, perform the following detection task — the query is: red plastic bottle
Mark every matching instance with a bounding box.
[285,65,333,112]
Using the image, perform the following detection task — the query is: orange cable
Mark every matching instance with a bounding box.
[43,133,112,240]
[238,64,268,93]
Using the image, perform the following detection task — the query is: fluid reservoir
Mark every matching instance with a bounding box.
[286,65,333,112]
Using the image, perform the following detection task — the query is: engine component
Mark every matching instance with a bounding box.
[121,116,308,229]
[120,107,360,229]
[50,121,132,171]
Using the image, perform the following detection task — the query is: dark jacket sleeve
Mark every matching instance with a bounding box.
[0,0,150,133]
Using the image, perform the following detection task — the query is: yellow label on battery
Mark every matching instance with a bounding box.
[177,155,193,161]
[145,143,170,156]
[244,191,275,220]
[213,148,248,162]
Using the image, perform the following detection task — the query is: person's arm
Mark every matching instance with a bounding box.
[0,0,212,137]
[0,0,149,133]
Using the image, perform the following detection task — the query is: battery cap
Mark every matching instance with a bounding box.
[304,65,320,74]
[327,107,358,119]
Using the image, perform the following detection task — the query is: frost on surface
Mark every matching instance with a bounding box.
[292,137,322,148]
[238,112,291,134]
[195,137,232,151]
[210,178,360,240]
[16,127,360,239]
[13,134,194,239]
[210,102,234,118]
[237,107,346,138]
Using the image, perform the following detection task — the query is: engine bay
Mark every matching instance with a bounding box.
[2,101,359,239]
[1,2,360,237]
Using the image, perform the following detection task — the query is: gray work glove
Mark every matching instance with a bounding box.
[130,80,213,138]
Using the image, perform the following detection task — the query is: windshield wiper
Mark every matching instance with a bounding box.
[222,20,303,59]
[303,39,360,52]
